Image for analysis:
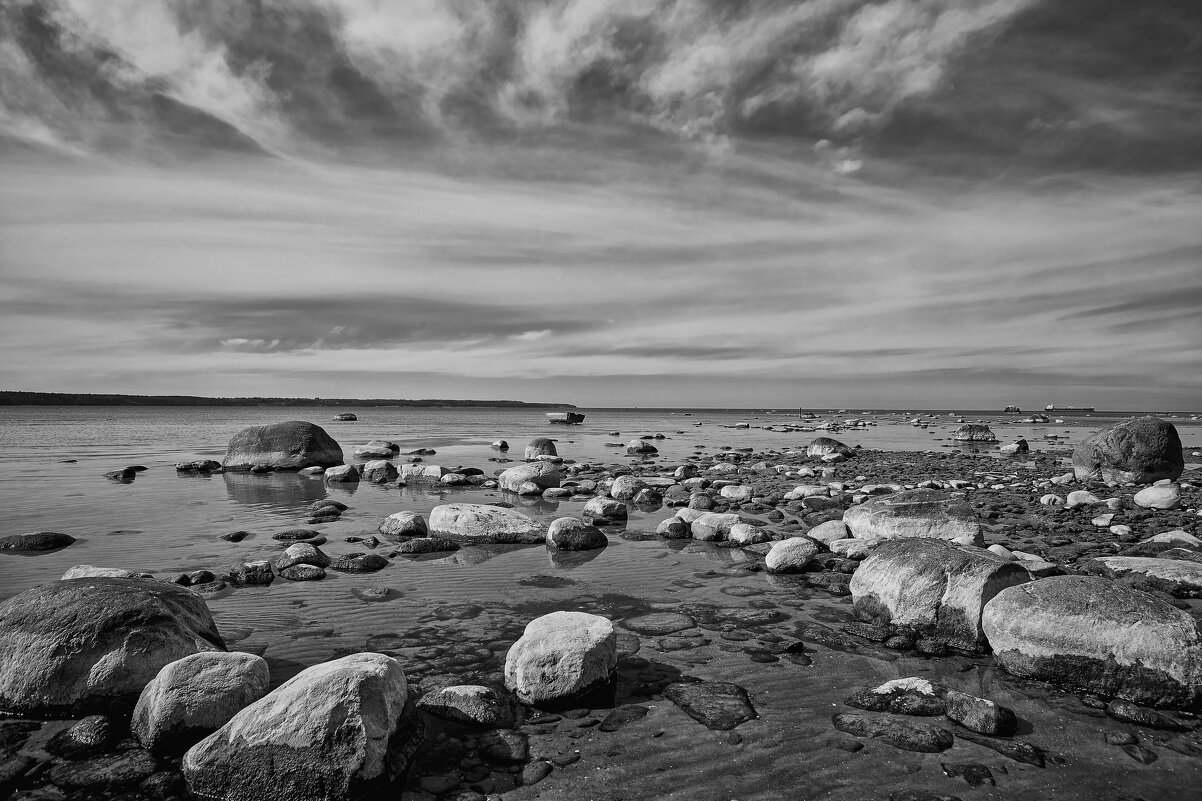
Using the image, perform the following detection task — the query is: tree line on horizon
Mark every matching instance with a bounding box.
[0,391,570,408]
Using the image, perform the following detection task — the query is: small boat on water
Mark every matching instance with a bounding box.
[547,411,585,424]
[1045,404,1095,412]
[332,412,357,421]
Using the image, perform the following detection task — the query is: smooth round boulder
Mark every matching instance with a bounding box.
[610,475,648,501]
[0,578,226,716]
[765,537,820,573]
[524,438,558,460]
[626,440,658,455]
[1072,416,1184,485]
[807,437,853,458]
[132,652,270,757]
[843,489,983,545]
[546,518,608,551]
[982,575,1202,708]
[274,542,331,571]
[428,503,545,544]
[324,464,360,483]
[182,653,419,801]
[1133,484,1181,510]
[222,421,343,471]
[582,497,627,525]
[378,512,429,541]
[504,612,616,705]
[850,538,1030,651]
[0,532,76,552]
[498,462,562,493]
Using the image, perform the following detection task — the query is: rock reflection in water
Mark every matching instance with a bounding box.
[547,545,606,569]
[222,471,330,510]
[431,543,537,566]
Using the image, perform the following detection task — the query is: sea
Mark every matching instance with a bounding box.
[2,404,1200,798]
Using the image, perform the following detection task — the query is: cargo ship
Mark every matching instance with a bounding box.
[1044,404,1094,412]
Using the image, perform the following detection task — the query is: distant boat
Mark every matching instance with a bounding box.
[333,412,357,421]
[547,411,585,424]
[1003,405,1021,413]
[1045,404,1095,412]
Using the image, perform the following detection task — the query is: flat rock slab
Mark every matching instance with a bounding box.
[664,681,756,730]
[622,613,696,636]
[832,712,954,752]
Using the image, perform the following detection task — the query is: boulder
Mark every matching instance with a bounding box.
[952,424,997,442]
[275,543,331,571]
[324,464,360,483]
[850,539,1030,651]
[61,564,151,580]
[428,503,545,544]
[582,497,627,525]
[843,489,983,545]
[504,612,616,705]
[182,653,420,801]
[999,439,1029,456]
[807,520,850,543]
[765,537,820,573]
[132,652,270,756]
[1072,416,1184,484]
[1133,484,1181,510]
[524,438,558,460]
[360,460,398,484]
[807,437,853,458]
[626,440,658,455]
[719,485,753,502]
[222,421,343,471]
[498,462,562,493]
[982,575,1202,708]
[0,578,225,716]
[417,685,517,728]
[610,475,648,501]
[546,518,608,551]
[690,512,741,542]
[0,532,76,551]
[728,522,772,545]
[378,512,429,541]
[1087,557,1202,596]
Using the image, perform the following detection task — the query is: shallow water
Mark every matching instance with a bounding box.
[2,406,1200,800]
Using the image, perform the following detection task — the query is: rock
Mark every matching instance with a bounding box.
[360,460,398,483]
[1105,699,1192,732]
[952,424,997,442]
[1073,416,1184,484]
[807,520,850,543]
[45,747,158,790]
[982,575,1202,708]
[492,440,509,450]
[728,522,772,545]
[943,690,1016,735]
[850,538,1030,651]
[1065,490,1101,508]
[498,462,562,493]
[324,464,360,483]
[429,503,546,544]
[955,729,1045,767]
[177,460,223,472]
[807,437,853,458]
[330,553,389,573]
[622,612,696,635]
[521,760,553,786]
[546,518,608,551]
[524,438,558,460]
[62,564,151,579]
[582,497,628,525]
[229,560,274,585]
[417,685,517,728]
[378,511,429,540]
[610,475,649,500]
[45,714,119,759]
[504,612,616,705]
[182,653,419,801]
[1088,557,1202,596]
[829,538,876,559]
[0,577,225,716]
[941,762,995,787]
[831,712,954,752]
[845,677,946,716]
[0,532,76,552]
[479,729,529,763]
[390,537,459,555]
[105,467,139,481]
[626,439,658,455]
[1144,530,1202,548]
[279,564,326,581]
[655,517,691,539]
[222,421,343,471]
[132,652,270,756]
[999,439,1029,456]
[664,682,756,730]
[275,542,331,570]
[843,489,983,545]
[765,537,820,573]
[599,705,651,732]
[690,512,741,541]
[1133,484,1181,510]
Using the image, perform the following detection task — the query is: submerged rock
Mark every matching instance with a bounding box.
[417,685,518,728]
[831,712,954,752]
[1072,416,1184,484]
[182,653,420,801]
[843,489,983,545]
[222,421,343,471]
[664,681,756,730]
[982,575,1202,708]
[850,539,1029,651]
[0,578,225,716]
[504,612,616,705]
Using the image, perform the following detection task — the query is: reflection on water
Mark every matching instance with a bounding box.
[222,471,329,510]
[547,545,606,569]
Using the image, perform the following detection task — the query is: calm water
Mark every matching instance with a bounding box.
[2,405,1200,799]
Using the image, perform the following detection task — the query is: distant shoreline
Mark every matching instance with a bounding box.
[0,391,572,409]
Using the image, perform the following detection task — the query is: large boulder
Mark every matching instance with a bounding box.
[222,421,343,471]
[428,503,546,544]
[378,512,429,541]
[546,518,608,551]
[610,475,649,501]
[359,460,397,484]
[1072,416,1184,485]
[843,489,982,545]
[132,652,270,757]
[807,437,853,458]
[504,612,616,705]
[982,575,1202,708]
[850,539,1030,651]
[0,578,226,716]
[182,653,420,801]
[952,424,997,442]
[498,462,562,493]
[690,512,741,542]
[524,438,558,460]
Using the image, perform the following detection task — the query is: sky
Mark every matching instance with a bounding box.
[1,0,1200,409]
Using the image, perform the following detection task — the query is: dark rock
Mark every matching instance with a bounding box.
[279,565,326,581]
[45,747,158,790]
[941,762,995,787]
[273,528,321,541]
[520,760,552,786]
[0,532,76,552]
[1073,416,1184,484]
[598,705,650,732]
[622,613,696,636]
[391,537,460,555]
[222,421,344,471]
[944,690,1017,736]
[1122,744,1159,764]
[176,460,222,472]
[228,561,274,586]
[104,467,138,481]
[45,715,119,759]
[1105,700,1192,732]
[330,553,389,573]
[479,729,529,764]
[221,531,252,542]
[954,730,1045,767]
[831,712,954,752]
[664,682,756,730]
